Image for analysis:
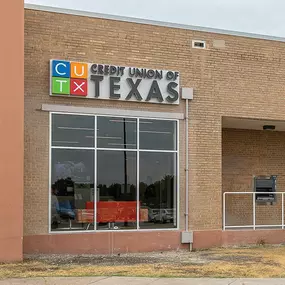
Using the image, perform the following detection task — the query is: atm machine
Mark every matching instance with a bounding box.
[253,175,277,205]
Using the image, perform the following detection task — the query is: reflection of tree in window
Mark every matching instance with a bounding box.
[52,177,74,197]
[140,175,174,208]
[98,183,136,201]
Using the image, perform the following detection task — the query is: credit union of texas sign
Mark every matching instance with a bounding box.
[50,60,180,104]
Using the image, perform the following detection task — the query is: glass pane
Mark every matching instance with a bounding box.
[97,150,137,230]
[51,149,95,231]
[139,119,176,150]
[97,117,137,149]
[139,152,177,229]
[52,114,95,147]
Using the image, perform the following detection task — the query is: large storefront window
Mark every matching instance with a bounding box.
[50,113,178,232]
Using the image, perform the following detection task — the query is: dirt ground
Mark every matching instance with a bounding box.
[1,245,285,279]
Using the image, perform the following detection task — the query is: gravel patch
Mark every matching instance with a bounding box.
[25,250,210,266]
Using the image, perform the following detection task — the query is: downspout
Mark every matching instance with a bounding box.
[181,87,194,251]
[185,99,193,251]
[185,98,189,233]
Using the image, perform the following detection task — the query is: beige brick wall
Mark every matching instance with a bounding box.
[223,129,285,227]
[24,8,285,235]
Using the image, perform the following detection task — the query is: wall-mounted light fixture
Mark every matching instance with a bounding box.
[263,125,275,131]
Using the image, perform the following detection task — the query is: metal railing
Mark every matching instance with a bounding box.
[223,192,285,231]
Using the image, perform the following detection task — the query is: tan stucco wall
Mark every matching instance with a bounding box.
[0,1,24,261]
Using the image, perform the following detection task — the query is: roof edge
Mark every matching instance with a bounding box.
[24,3,285,43]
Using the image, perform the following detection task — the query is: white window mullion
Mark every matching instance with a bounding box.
[137,118,140,230]
[48,112,52,233]
[94,115,97,231]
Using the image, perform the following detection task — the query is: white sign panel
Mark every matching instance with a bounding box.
[50,60,180,105]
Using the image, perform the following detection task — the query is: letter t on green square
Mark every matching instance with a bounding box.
[52,77,70,95]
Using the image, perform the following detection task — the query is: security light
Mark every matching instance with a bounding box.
[263,125,275,131]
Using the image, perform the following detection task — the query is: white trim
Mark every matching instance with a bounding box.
[253,192,256,230]
[48,112,52,233]
[223,191,285,231]
[42,104,184,120]
[51,146,177,153]
[281,193,284,230]
[136,149,178,153]
[225,225,282,229]
[51,146,95,150]
[223,192,226,231]
[51,111,178,121]
[136,118,140,230]
[97,147,137,152]
[48,228,180,234]
[224,191,285,194]
[94,115,97,231]
[24,3,285,43]
[225,225,255,229]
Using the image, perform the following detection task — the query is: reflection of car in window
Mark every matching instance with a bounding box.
[151,209,174,223]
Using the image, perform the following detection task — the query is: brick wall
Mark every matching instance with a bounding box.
[223,128,285,227]
[24,8,285,237]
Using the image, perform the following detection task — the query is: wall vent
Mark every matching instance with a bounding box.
[192,40,206,49]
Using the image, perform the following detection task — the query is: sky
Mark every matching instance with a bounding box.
[25,0,285,38]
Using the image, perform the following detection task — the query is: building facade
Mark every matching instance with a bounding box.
[3,4,285,260]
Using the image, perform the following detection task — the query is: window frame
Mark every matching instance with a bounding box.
[49,111,180,233]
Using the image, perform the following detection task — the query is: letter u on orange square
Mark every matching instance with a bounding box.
[71,62,88,79]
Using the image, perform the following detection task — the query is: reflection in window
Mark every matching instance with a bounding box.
[97,151,137,230]
[51,149,94,231]
[97,117,137,149]
[52,114,94,147]
[139,119,176,150]
[50,114,178,232]
[139,152,177,229]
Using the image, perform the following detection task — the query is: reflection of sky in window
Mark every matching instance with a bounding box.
[139,120,176,150]
[97,152,175,186]
[52,149,94,183]
[97,117,137,149]
[139,153,175,184]
[51,115,177,186]
[52,114,94,147]
[55,161,86,179]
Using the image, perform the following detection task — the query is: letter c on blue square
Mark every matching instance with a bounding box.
[52,60,70,77]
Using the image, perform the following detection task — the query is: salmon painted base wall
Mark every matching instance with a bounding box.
[23,231,187,254]
[23,230,285,254]
[194,230,285,249]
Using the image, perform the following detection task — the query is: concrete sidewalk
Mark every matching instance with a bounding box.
[1,277,285,285]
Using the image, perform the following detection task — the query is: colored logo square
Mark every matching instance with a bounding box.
[71,62,88,79]
[52,77,70,95]
[52,60,70,78]
[70,78,88,96]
